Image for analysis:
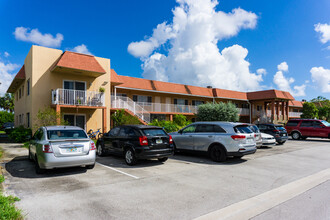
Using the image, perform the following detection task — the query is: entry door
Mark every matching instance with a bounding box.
[64,115,85,130]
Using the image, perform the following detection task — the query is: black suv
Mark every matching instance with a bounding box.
[256,124,288,145]
[96,125,174,165]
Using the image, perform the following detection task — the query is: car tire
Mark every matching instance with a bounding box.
[35,156,46,174]
[234,156,243,159]
[158,157,168,163]
[86,163,95,169]
[291,132,301,140]
[124,148,137,166]
[209,145,226,162]
[97,143,105,157]
[277,141,286,145]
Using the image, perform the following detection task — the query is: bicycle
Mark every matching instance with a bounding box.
[87,128,102,139]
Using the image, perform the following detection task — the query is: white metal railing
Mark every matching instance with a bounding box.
[111,96,151,123]
[136,102,199,114]
[289,112,302,117]
[52,89,105,107]
[238,108,249,115]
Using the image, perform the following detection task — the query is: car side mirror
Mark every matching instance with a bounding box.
[178,130,183,134]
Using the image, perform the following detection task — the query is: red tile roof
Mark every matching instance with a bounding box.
[213,88,248,100]
[15,65,26,79]
[289,100,303,107]
[55,51,106,74]
[6,65,26,93]
[111,69,123,85]
[247,90,294,100]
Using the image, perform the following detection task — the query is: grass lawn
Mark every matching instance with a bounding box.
[0,131,5,134]
[0,147,24,219]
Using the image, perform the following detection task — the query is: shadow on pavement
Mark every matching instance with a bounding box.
[4,156,88,179]
[288,138,330,143]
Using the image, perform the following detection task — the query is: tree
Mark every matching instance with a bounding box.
[34,107,69,129]
[300,102,318,119]
[0,111,14,127]
[111,109,142,127]
[318,106,330,121]
[196,102,239,122]
[0,93,14,113]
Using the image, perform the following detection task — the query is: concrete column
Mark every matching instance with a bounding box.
[271,101,275,122]
[282,101,285,120]
[276,102,280,120]
[170,114,173,121]
[102,108,107,133]
[286,101,290,119]
[56,105,60,125]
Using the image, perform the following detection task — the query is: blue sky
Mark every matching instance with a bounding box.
[0,0,329,100]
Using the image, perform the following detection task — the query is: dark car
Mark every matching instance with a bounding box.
[96,125,174,165]
[256,123,288,144]
[2,122,14,130]
[285,119,330,140]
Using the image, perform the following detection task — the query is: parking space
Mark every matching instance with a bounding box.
[1,138,330,219]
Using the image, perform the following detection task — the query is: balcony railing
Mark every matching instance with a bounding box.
[289,112,302,117]
[52,89,105,107]
[136,102,199,114]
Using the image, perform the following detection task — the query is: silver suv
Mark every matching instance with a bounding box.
[170,122,257,162]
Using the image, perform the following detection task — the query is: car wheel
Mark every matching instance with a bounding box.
[277,141,286,145]
[124,148,137,166]
[234,156,243,159]
[209,145,226,162]
[158,157,168,163]
[86,163,95,169]
[28,146,33,161]
[97,143,104,157]
[35,156,46,174]
[291,132,301,140]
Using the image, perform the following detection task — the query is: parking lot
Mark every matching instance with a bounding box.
[1,138,330,220]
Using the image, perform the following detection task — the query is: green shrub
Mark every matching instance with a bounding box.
[8,126,32,143]
[149,115,191,133]
[196,102,239,122]
[111,109,142,127]
[0,194,22,220]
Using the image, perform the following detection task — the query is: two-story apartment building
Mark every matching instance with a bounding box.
[7,45,111,132]
[7,45,303,132]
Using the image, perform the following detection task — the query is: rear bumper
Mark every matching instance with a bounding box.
[38,151,96,169]
[227,147,257,157]
[275,135,288,142]
[135,148,174,159]
[262,141,276,146]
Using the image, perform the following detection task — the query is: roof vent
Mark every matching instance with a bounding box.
[207,86,212,89]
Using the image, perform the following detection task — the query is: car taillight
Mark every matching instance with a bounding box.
[231,135,246,140]
[169,135,173,144]
[139,136,149,146]
[90,141,96,150]
[273,129,279,133]
[42,144,53,153]
[254,134,257,138]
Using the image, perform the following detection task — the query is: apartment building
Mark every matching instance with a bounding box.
[7,45,111,132]
[7,45,303,132]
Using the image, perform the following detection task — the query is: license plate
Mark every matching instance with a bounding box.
[66,147,81,153]
[282,134,286,136]
[156,139,163,144]
[246,138,253,143]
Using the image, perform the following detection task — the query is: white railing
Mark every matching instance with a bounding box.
[289,112,302,117]
[52,89,105,107]
[137,102,199,114]
[111,96,151,123]
[238,108,249,115]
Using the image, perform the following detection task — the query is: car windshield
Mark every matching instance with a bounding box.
[275,126,286,131]
[142,129,167,136]
[47,130,88,140]
[249,125,260,133]
[234,125,253,134]
[321,120,330,127]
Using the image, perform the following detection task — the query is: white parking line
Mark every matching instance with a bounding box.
[96,162,139,179]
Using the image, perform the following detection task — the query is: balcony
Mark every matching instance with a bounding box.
[136,102,198,114]
[52,89,105,107]
[289,112,302,118]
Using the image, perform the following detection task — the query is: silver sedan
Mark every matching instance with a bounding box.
[29,126,96,174]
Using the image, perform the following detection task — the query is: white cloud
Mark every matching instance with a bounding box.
[277,62,288,72]
[128,0,260,91]
[256,68,267,75]
[273,62,306,97]
[70,44,93,55]
[14,27,64,48]
[4,52,9,57]
[310,67,330,93]
[0,62,20,95]
[314,23,330,44]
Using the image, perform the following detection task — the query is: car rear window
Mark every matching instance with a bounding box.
[275,126,286,131]
[286,120,300,126]
[249,125,260,133]
[47,130,88,140]
[234,125,253,134]
[142,129,167,136]
[321,120,330,127]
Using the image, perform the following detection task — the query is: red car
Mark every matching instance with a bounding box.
[285,119,330,140]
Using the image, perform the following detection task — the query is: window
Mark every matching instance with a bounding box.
[47,130,87,140]
[300,121,313,127]
[109,127,120,136]
[174,99,188,105]
[63,81,86,91]
[182,125,197,133]
[257,105,262,111]
[133,95,152,105]
[234,125,253,134]
[242,103,249,109]
[116,93,127,97]
[33,129,44,140]
[27,79,30,95]
[195,124,226,133]
[286,120,299,127]
[313,121,323,128]
[26,113,30,128]
[142,129,167,136]
[19,88,21,99]
[192,100,204,106]
[151,114,166,121]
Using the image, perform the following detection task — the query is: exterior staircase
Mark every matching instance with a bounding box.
[111,95,151,124]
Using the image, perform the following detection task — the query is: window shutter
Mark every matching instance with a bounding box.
[133,95,137,102]
[185,100,188,105]
[174,99,177,105]
[192,100,195,106]
[147,96,152,103]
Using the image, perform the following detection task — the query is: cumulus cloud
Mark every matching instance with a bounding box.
[273,62,306,97]
[128,0,261,91]
[0,62,20,95]
[314,23,330,44]
[14,27,63,48]
[256,68,267,75]
[4,52,9,57]
[310,67,330,93]
[70,44,93,55]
